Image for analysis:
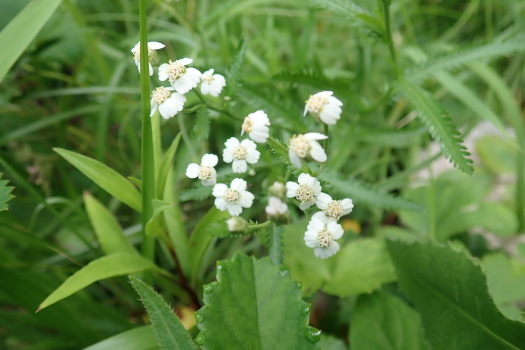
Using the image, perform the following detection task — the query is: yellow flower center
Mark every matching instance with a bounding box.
[295,184,314,202]
[224,189,240,204]
[242,117,253,133]
[198,166,214,180]
[325,201,343,220]
[306,94,329,114]
[202,74,214,83]
[316,228,333,248]
[233,145,248,160]
[151,87,171,104]
[132,46,153,61]
[166,60,187,81]
[289,135,310,159]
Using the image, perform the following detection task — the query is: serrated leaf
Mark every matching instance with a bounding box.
[267,137,300,173]
[191,108,211,142]
[319,171,421,211]
[397,79,473,174]
[129,276,197,350]
[0,173,15,212]
[179,186,213,202]
[387,239,525,350]
[38,253,157,311]
[83,326,158,350]
[84,192,137,255]
[350,291,430,350]
[225,39,246,97]
[322,238,397,296]
[54,148,142,211]
[407,38,525,80]
[196,252,319,349]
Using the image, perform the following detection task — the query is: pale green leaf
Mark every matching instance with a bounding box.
[196,252,319,349]
[129,276,197,350]
[0,0,63,82]
[387,239,525,350]
[54,148,142,211]
[38,253,157,311]
[83,326,158,350]
[397,78,473,174]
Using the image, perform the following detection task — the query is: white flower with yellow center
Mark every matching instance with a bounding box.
[313,193,354,221]
[265,196,288,217]
[131,41,165,76]
[200,69,226,97]
[185,154,219,186]
[150,86,186,119]
[223,137,260,173]
[213,178,254,216]
[286,173,323,210]
[288,133,328,169]
[241,110,270,143]
[158,58,202,94]
[304,215,344,259]
[304,91,343,125]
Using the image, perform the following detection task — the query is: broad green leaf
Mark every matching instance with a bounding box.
[54,148,141,212]
[196,253,319,349]
[322,238,396,296]
[84,192,137,255]
[350,291,429,350]
[397,78,474,174]
[38,253,157,311]
[387,239,525,350]
[320,171,421,211]
[0,173,15,212]
[476,135,519,174]
[0,0,62,82]
[129,276,197,350]
[83,326,158,350]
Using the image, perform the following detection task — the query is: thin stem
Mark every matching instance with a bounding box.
[380,0,400,77]
[247,220,273,232]
[269,224,283,266]
[139,0,155,261]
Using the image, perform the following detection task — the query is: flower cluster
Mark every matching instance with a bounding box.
[131,41,226,120]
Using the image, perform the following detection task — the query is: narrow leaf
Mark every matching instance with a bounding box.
[397,79,473,174]
[157,133,181,199]
[0,0,63,82]
[129,276,197,350]
[387,239,525,350]
[83,326,158,350]
[196,253,319,349]
[0,173,15,212]
[84,192,137,255]
[38,253,156,311]
[54,148,142,211]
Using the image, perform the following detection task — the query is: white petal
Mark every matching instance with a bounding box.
[245,149,260,164]
[307,217,325,232]
[341,199,354,214]
[286,182,299,198]
[185,163,200,178]
[214,197,228,211]
[201,176,216,186]
[201,82,211,95]
[227,204,242,216]
[299,200,315,210]
[304,232,318,248]
[230,178,247,192]
[315,192,332,210]
[213,184,228,197]
[304,132,328,141]
[202,69,214,76]
[328,95,343,106]
[223,148,234,163]
[329,222,344,240]
[225,137,240,149]
[240,139,257,150]
[177,57,193,66]
[312,211,327,221]
[148,41,165,50]
[239,191,254,208]
[289,151,302,169]
[232,159,247,173]
[309,141,327,163]
[298,173,313,185]
[158,64,169,81]
[148,63,154,77]
[150,103,158,117]
[319,110,340,125]
[201,154,218,167]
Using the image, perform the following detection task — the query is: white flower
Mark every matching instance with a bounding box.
[304,215,344,259]
[200,69,226,97]
[227,216,248,232]
[150,87,186,119]
[131,41,165,76]
[288,133,328,169]
[269,181,286,198]
[286,173,323,210]
[304,91,343,125]
[265,196,288,217]
[241,110,270,143]
[223,137,260,173]
[213,178,254,216]
[313,193,354,221]
[185,154,218,186]
[158,58,202,94]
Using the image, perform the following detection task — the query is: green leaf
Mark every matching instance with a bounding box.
[38,253,157,311]
[0,173,15,212]
[476,135,519,174]
[191,108,211,142]
[224,39,246,97]
[84,192,137,255]
[54,148,142,212]
[83,326,158,350]
[397,78,473,174]
[387,239,525,350]
[0,0,63,82]
[145,200,175,237]
[156,133,181,199]
[350,291,429,350]
[196,253,319,349]
[179,185,213,202]
[320,171,421,211]
[322,238,396,296]
[129,276,197,350]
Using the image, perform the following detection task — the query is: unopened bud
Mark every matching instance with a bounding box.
[227,216,248,232]
[269,181,286,198]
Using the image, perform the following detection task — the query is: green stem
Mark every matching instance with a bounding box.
[380,0,400,77]
[247,220,273,232]
[139,0,155,261]
[269,224,283,266]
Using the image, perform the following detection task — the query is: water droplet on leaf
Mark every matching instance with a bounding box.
[195,335,205,345]
[203,284,214,294]
[305,327,321,343]
[296,282,302,288]
[195,313,203,323]
[302,305,311,315]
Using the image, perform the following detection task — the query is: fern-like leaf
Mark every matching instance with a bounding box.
[0,173,15,212]
[267,137,303,175]
[407,38,525,80]
[180,186,212,202]
[225,39,246,97]
[191,107,211,141]
[397,78,474,174]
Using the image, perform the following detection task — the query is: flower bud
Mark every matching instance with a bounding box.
[269,181,286,198]
[226,216,248,232]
